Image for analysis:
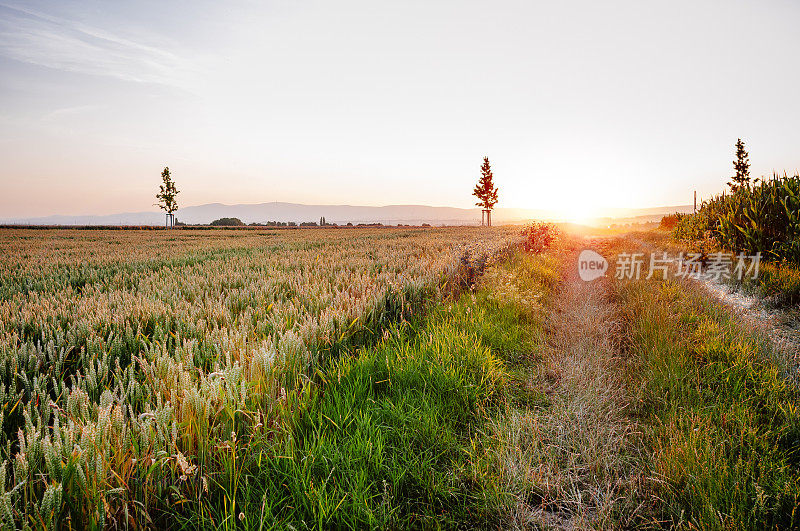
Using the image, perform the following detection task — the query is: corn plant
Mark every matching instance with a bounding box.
[675,172,800,262]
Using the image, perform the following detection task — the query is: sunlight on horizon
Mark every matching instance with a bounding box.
[0,0,799,219]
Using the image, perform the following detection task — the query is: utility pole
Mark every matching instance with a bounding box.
[694,190,697,213]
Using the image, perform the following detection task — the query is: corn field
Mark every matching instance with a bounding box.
[0,227,519,528]
[675,172,800,262]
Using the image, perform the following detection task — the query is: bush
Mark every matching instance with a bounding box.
[520,222,557,253]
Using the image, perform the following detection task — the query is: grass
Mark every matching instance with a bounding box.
[6,225,800,528]
[739,261,800,307]
[621,275,800,528]
[491,238,648,529]
[0,227,521,528]
[161,249,560,529]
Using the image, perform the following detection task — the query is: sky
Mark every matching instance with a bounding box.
[1,0,799,219]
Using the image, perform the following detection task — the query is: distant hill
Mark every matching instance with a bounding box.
[0,202,694,226]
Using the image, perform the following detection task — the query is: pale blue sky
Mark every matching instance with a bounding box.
[1,0,799,218]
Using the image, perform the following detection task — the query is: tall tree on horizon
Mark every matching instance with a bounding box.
[473,157,499,226]
[155,166,180,228]
[729,138,751,192]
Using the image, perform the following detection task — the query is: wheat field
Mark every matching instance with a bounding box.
[0,227,518,527]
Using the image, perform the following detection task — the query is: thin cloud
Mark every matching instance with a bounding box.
[41,104,103,121]
[0,2,195,88]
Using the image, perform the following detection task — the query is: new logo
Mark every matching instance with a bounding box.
[578,249,608,281]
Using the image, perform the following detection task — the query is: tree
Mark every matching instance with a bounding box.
[155,167,180,228]
[729,139,750,192]
[473,157,499,226]
[210,217,245,226]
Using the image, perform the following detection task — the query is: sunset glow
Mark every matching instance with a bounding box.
[1,0,799,219]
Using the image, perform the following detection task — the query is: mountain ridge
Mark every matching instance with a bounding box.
[0,202,694,226]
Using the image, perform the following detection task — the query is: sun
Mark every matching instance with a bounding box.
[553,197,599,225]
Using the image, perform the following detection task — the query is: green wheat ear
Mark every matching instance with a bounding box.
[0,226,522,528]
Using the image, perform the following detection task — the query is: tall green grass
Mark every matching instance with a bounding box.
[622,278,800,528]
[740,261,800,307]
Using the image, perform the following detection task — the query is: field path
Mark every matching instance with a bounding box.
[517,238,644,528]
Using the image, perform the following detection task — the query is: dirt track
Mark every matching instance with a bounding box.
[516,238,644,529]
